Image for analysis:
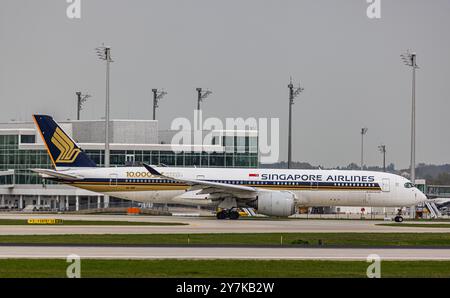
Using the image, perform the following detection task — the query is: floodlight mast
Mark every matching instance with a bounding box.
[360,127,368,170]
[76,92,92,120]
[95,45,113,168]
[378,144,386,172]
[196,88,212,111]
[152,89,167,120]
[95,44,113,209]
[287,78,304,169]
[401,50,419,184]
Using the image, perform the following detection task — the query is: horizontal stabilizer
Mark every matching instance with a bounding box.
[31,169,84,181]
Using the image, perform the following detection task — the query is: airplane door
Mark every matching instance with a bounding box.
[381,178,390,192]
[109,173,118,187]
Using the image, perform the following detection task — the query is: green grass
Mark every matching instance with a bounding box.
[0,219,186,226]
[1,259,450,278]
[1,233,450,247]
[378,223,450,228]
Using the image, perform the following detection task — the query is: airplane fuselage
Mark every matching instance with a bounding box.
[49,166,427,208]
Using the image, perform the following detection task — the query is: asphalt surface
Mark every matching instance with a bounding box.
[0,245,449,260]
[1,214,450,235]
[1,214,449,261]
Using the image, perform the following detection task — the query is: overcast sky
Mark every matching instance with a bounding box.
[1,0,449,168]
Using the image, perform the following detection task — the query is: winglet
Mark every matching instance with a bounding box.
[143,163,162,176]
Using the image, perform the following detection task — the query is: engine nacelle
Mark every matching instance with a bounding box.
[253,191,296,217]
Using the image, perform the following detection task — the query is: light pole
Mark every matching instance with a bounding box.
[152,89,167,120]
[196,88,212,111]
[95,45,113,168]
[287,79,304,169]
[96,45,113,209]
[76,92,92,120]
[360,127,368,170]
[378,144,386,172]
[401,50,419,184]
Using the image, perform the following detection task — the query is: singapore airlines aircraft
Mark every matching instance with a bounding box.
[32,114,427,222]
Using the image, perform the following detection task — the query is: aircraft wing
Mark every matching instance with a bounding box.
[31,169,84,181]
[142,163,257,196]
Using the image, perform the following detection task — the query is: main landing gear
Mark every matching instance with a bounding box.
[394,208,404,223]
[216,209,240,220]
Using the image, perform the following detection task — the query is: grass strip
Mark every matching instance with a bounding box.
[1,259,450,278]
[1,233,450,247]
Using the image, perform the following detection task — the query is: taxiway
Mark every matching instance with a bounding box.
[0,214,450,235]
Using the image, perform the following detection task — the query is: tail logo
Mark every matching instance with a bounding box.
[51,128,81,163]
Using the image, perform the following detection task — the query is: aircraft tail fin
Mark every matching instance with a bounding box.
[32,114,97,168]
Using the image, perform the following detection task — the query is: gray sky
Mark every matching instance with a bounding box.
[1,0,449,169]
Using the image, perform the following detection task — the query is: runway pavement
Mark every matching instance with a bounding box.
[0,245,450,260]
[1,213,450,235]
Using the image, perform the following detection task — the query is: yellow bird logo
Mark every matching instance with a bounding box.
[51,128,81,163]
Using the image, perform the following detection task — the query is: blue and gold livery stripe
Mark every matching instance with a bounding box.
[48,178,382,192]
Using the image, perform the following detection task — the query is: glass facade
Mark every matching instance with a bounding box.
[0,135,51,185]
[0,134,258,186]
[85,149,258,168]
[0,174,14,185]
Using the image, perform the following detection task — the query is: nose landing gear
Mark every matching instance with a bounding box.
[394,208,404,223]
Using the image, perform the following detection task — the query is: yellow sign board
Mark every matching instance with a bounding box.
[27,219,63,225]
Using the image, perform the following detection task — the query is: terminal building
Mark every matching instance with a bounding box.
[0,118,258,211]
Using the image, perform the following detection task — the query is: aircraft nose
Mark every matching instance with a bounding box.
[415,190,427,204]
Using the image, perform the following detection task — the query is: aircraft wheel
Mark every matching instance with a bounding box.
[229,211,240,220]
[216,210,228,220]
[394,216,404,223]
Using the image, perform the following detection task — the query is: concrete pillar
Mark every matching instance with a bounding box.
[104,195,109,209]
[97,196,101,209]
[37,195,41,206]
[75,196,80,211]
[1,195,5,206]
[19,195,23,209]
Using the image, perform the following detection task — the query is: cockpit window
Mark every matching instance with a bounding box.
[404,182,414,188]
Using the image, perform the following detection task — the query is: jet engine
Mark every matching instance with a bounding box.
[250,191,296,217]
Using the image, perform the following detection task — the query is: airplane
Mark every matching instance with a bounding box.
[31,114,428,222]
